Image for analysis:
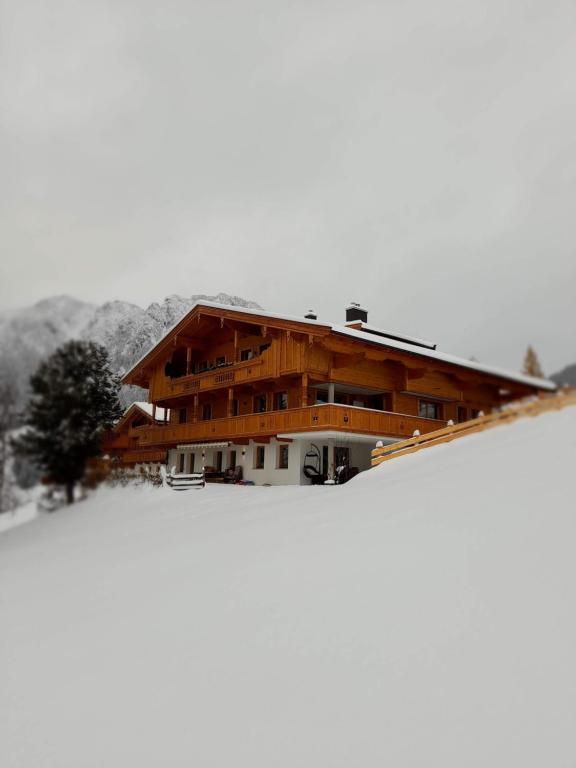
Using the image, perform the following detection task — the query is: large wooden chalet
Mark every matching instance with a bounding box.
[112,301,555,484]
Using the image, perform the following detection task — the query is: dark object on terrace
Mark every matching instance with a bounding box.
[303,444,326,485]
[223,465,243,484]
[335,465,359,484]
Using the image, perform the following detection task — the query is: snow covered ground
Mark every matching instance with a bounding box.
[2,407,575,767]
[0,501,38,535]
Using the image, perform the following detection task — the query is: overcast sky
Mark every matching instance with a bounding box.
[1,0,575,374]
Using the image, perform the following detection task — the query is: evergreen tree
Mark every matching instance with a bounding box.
[14,341,123,504]
[522,345,544,378]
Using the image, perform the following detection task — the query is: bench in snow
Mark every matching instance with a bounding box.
[167,472,205,490]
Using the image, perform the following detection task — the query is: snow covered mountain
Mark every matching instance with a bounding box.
[0,293,261,410]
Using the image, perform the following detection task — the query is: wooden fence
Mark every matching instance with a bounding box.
[371,389,576,467]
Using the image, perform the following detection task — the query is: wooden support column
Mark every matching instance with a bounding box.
[227,387,235,417]
[193,394,199,423]
[186,347,192,375]
[301,373,309,407]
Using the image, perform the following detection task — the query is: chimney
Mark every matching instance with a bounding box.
[346,302,368,324]
[305,310,317,320]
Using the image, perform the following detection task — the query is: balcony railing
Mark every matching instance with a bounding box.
[134,404,445,447]
[121,448,168,465]
[150,357,266,401]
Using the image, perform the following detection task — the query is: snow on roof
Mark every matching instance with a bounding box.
[332,324,556,391]
[344,321,437,350]
[124,300,556,392]
[133,402,169,422]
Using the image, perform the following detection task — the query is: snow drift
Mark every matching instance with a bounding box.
[1,406,575,767]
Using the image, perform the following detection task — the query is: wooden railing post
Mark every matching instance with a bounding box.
[193,394,199,423]
[301,374,309,407]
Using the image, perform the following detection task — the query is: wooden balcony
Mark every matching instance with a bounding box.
[134,404,445,447]
[120,448,168,465]
[150,357,266,402]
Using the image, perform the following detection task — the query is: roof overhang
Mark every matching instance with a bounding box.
[176,442,231,450]
[277,430,399,444]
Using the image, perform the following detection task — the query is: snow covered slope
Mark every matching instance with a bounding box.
[1,407,575,767]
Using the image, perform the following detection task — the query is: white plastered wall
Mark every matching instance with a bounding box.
[168,434,375,486]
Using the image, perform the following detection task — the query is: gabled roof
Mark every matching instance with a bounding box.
[114,402,169,431]
[122,300,556,392]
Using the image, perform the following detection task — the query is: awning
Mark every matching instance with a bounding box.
[176,442,230,451]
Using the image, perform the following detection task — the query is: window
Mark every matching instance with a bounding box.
[278,444,289,469]
[189,453,195,472]
[228,450,237,470]
[240,348,253,361]
[231,399,239,417]
[275,391,288,411]
[254,445,265,469]
[254,394,267,413]
[419,400,442,420]
[178,453,185,473]
[198,360,208,372]
[178,407,187,424]
[457,406,468,423]
[202,403,212,421]
[215,451,223,471]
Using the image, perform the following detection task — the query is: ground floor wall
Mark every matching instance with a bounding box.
[167,434,377,486]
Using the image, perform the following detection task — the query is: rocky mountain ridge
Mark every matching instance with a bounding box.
[0,293,261,409]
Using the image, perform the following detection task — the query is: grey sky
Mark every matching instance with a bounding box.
[1,0,575,374]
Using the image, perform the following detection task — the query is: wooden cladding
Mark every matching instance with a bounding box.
[120,449,167,465]
[133,404,445,447]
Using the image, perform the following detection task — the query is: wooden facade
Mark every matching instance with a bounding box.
[104,402,168,467]
[114,303,554,483]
